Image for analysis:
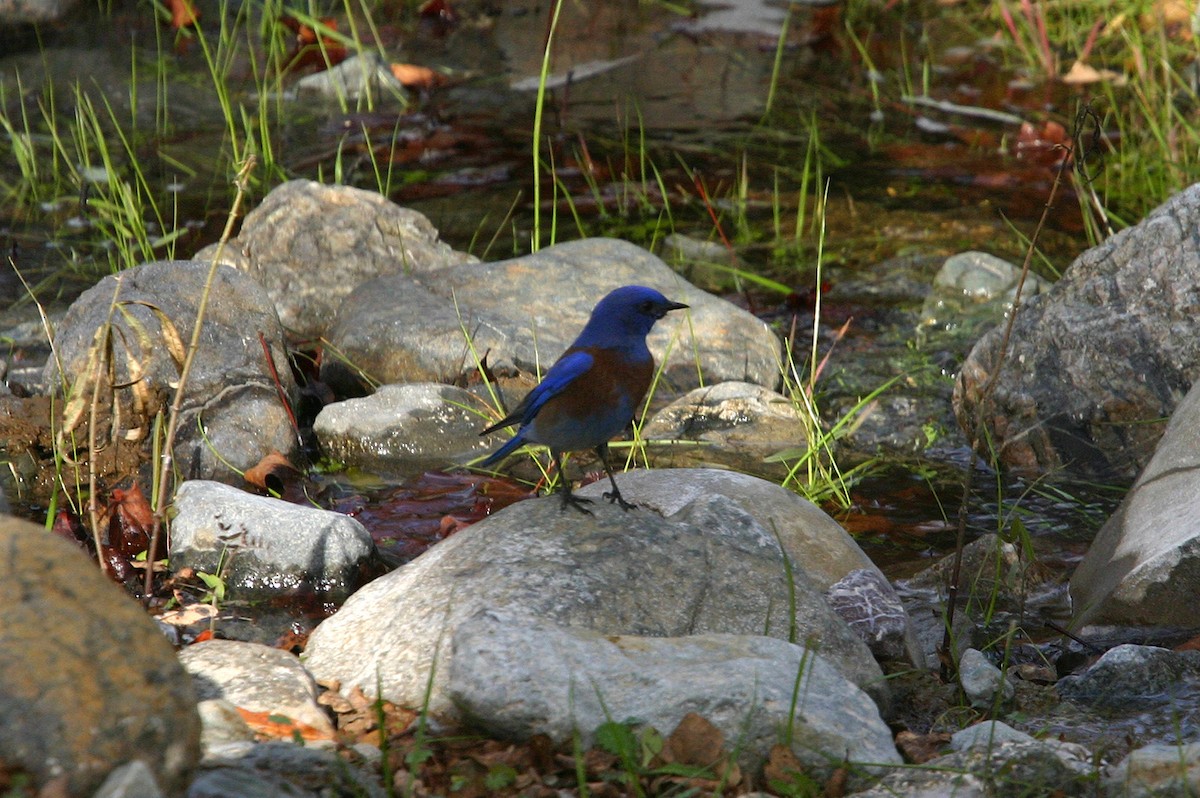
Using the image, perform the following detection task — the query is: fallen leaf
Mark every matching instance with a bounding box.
[662,712,725,766]
[391,63,445,90]
[168,0,198,29]
[895,729,952,763]
[244,451,300,493]
[1061,60,1124,85]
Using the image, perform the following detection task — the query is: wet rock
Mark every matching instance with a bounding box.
[449,610,900,785]
[958,647,1013,708]
[0,514,200,796]
[304,484,890,723]
[1104,742,1200,797]
[321,237,781,394]
[41,260,299,483]
[1056,644,1200,708]
[313,382,494,476]
[179,640,334,738]
[1071,379,1200,627]
[955,184,1200,480]
[825,568,925,667]
[918,250,1049,343]
[198,180,476,339]
[639,380,808,478]
[294,53,405,102]
[187,741,384,798]
[169,480,378,602]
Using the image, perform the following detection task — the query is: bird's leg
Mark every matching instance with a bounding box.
[596,444,637,511]
[553,452,594,515]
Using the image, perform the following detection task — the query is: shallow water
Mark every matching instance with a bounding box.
[1,0,1135,715]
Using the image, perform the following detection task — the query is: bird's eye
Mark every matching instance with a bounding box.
[639,300,654,312]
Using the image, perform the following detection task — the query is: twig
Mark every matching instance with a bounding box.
[939,117,1081,676]
[143,156,256,603]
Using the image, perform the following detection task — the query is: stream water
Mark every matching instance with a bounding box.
[2,0,1130,676]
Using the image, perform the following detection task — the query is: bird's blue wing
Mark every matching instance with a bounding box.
[519,350,594,422]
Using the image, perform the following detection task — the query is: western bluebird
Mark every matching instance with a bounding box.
[479,285,688,513]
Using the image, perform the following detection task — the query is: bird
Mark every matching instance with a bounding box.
[479,285,689,514]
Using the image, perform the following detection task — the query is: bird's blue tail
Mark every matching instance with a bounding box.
[479,433,527,467]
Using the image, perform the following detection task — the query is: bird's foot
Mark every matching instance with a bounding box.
[603,489,638,511]
[559,489,595,515]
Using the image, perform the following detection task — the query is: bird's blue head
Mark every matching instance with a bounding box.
[576,285,689,346]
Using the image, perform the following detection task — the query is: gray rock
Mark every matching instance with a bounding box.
[0,0,77,23]
[0,515,200,796]
[659,233,740,291]
[187,742,384,798]
[958,648,1014,709]
[41,260,298,483]
[320,272,510,394]
[448,611,900,784]
[955,184,1200,480]
[826,568,925,667]
[179,640,333,737]
[1104,742,1200,798]
[952,721,1091,765]
[639,380,808,478]
[1071,379,1200,627]
[89,761,164,798]
[194,700,257,751]
[201,180,476,339]
[313,382,494,476]
[322,237,781,393]
[293,53,406,102]
[853,737,1093,797]
[169,480,378,602]
[1057,644,1200,707]
[919,250,1047,345]
[303,486,889,723]
[575,468,880,590]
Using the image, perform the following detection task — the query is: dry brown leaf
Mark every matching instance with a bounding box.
[662,712,725,766]
[244,451,300,492]
[390,63,445,89]
[763,743,807,786]
[1062,60,1124,85]
[168,0,199,28]
[895,729,952,763]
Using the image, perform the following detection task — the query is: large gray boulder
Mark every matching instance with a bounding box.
[41,260,299,483]
[199,180,477,338]
[0,515,200,795]
[448,611,900,785]
[320,237,781,395]
[1070,379,1200,627]
[303,481,890,723]
[954,183,1200,481]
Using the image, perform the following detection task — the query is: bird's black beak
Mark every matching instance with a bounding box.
[658,300,688,318]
